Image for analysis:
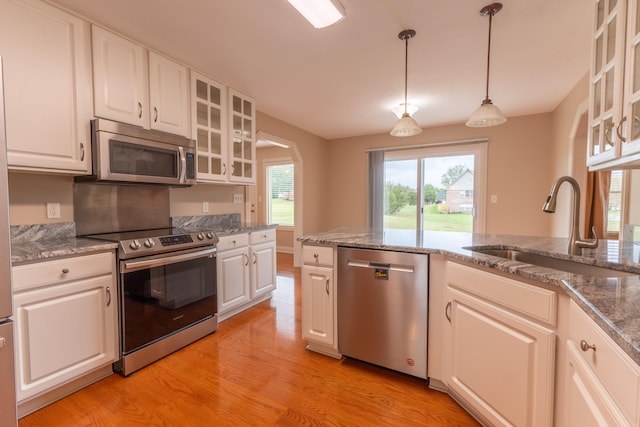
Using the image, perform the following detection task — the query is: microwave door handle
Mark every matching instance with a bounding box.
[178,146,187,184]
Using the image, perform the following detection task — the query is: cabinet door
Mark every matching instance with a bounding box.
[622,0,640,156]
[92,25,146,128]
[301,265,334,347]
[565,342,630,426]
[148,52,189,137]
[588,0,626,167]
[250,241,276,299]
[228,89,256,184]
[0,0,92,173]
[13,275,116,402]
[445,288,555,427]
[192,72,228,182]
[217,247,250,314]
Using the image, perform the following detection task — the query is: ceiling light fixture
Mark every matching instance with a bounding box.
[466,2,507,128]
[390,29,422,137]
[391,103,419,119]
[287,0,345,29]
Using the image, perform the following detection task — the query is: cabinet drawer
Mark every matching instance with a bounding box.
[249,228,275,245]
[13,252,114,292]
[568,300,640,423]
[303,245,334,267]
[446,261,557,326]
[217,233,249,251]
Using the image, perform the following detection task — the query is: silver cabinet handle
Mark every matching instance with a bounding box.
[62,268,69,274]
[106,286,111,307]
[80,142,85,161]
[137,102,143,118]
[244,253,249,266]
[445,301,452,323]
[253,253,257,264]
[153,106,158,122]
[616,117,627,143]
[580,340,596,352]
[325,278,330,295]
[222,163,227,175]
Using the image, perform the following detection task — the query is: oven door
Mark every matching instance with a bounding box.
[119,246,216,355]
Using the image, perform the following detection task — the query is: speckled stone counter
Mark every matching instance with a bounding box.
[300,228,640,365]
[172,214,276,236]
[11,223,117,265]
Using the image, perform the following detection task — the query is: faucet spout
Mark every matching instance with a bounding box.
[542,176,599,255]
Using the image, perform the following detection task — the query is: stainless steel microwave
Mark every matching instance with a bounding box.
[80,119,196,186]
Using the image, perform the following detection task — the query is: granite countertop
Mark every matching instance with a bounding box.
[10,220,276,265]
[300,228,640,365]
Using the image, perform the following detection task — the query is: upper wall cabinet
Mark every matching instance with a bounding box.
[0,0,93,174]
[92,26,190,137]
[191,73,256,184]
[588,0,640,170]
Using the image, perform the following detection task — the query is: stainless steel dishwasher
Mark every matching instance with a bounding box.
[337,247,428,379]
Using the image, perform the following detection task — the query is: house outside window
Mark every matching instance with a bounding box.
[266,162,294,226]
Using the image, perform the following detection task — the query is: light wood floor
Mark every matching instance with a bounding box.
[18,253,479,426]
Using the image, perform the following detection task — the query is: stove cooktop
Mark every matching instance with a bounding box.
[86,228,219,259]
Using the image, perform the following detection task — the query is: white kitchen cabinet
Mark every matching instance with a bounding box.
[228,89,256,184]
[0,0,93,174]
[217,230,276,321]
[92,26,190,137]
[249,229,276,299]
[191,72,228,182]
[301,245,340,358]
[443,261,556,426]
[216,233,250,319]
[561,299,640,426]
[11,252,117,404]
[588,0,640,169]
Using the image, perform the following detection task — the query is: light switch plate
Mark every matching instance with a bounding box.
[233,194,243,203]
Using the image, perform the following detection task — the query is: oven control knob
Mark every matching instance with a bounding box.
[129,240,141,250]
[206,232,214,239]
[197,233,205,240]
[144,238,155,248]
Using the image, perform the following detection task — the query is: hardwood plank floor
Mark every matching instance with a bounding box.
[19,253,479,426]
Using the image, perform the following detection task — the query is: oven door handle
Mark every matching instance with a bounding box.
[121,247,216,273]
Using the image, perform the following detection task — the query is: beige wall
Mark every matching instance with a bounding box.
[324,113,555,236]
[8,172,75,225]
[169,184,246,218]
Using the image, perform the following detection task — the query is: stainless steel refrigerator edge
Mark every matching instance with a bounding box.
[0,58,18,426]
[338,248,428,379]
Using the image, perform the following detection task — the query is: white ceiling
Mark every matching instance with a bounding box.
[50,0,593,140]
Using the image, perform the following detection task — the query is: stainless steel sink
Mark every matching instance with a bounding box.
[466,247,635,278]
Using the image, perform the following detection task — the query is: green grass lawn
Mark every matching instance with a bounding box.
[384,204,472,232]
[271,198,294,225]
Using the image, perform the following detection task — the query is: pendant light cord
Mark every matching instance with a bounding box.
[403,35,409,114]
[484,11,493,102]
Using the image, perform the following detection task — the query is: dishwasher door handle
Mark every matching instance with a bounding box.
[346,260,414,273]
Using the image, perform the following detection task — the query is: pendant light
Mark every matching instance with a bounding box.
[390,29,422,137]
[466,3,507,127]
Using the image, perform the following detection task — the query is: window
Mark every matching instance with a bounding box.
[606,170,622,235]
[371,140,487,233]
[266,162,294,226]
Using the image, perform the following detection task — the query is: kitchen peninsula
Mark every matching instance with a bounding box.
[301,227,640,426]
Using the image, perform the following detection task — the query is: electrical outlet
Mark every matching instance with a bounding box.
[47,203,60,219]
[490,194,498,204]
[202,201,209,213]
[233,194,243,203]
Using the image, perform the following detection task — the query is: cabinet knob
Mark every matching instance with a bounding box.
[580,340,596,352]
[62,268,69,274]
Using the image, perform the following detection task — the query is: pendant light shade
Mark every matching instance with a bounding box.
[466,3,506,128]
[391,29,422,137]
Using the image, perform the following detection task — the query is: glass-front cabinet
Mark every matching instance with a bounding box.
[191,72,228,182]
[229,89,256,184]
[191,74,256,184]
[589,0,640,169]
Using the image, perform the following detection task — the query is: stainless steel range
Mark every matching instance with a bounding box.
[74,183,219,376]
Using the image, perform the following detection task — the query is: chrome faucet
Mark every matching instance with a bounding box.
[542,176,599,255]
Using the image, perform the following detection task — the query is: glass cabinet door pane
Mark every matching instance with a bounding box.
[606,17,617,64]
[594,79,602,116]
[595,34,604,73]
[233,140,242,158]
[244,118,252,137]
[197,129,208,152]
[604,117,615,150]
[609,0,617,13]
[605,68,615,110]
[243,99,252,115]
[196,80,207,100]
[197,103,208,127]
[198,155,208,174]
[210,158,222,175]
[592,125,601,155]
[211,133,221,155]
[210,86,220,105]
[244,140,252,160]
[244,162,252,179]
[233,95,242,113]
[210,107,221,130]
[232,161,241,177]
[233,115,242,133]
[631,101,640,141]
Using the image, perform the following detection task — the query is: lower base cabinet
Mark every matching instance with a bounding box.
[301,245,339,358]
[11,252,118,406]
[443,261,556,426]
